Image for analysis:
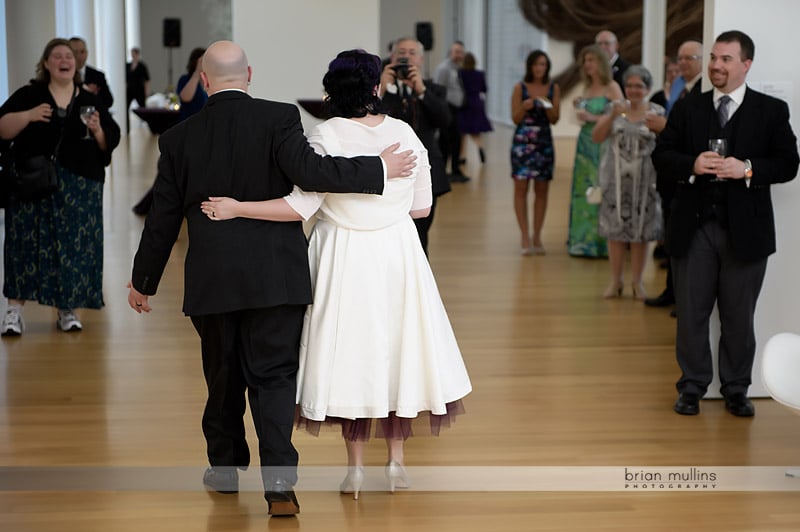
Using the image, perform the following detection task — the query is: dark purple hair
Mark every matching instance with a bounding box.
[323,49,382,118]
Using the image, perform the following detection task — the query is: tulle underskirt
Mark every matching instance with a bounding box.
[294,400,466,442]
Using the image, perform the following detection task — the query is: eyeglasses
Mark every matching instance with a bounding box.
[624,83,647,90]
[678,54,702,62]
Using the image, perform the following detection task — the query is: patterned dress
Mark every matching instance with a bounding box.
[510,83,554,181]
[568,96,608,257]
[597,104,664,242]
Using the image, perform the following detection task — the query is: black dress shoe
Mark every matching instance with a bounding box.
[724,393,755,417]
[448,173,471,183]
[644,290,675,307]
[265,479,300,516]
[203,466,239,494]
[674,393,700,415]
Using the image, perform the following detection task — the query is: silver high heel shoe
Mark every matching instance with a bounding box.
[385,461,410,493]
[340,466,365,500]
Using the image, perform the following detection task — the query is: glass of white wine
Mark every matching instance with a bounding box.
[80,105,96,139]
[708,138,727,182]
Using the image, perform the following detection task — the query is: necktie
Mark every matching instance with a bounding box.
[717,95,731,127]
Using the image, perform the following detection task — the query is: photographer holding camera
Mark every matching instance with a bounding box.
[379,37,451,255]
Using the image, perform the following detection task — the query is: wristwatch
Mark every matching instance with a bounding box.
[744,159,753,178]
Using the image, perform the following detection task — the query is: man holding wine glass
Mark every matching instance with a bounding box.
[653,30,799,418]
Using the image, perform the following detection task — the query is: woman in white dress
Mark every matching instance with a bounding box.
[201,49,471,499]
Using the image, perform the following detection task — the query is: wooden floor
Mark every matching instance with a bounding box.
[1,120,799,531]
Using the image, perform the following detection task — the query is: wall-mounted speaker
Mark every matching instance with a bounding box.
[163,18,181,48]
[416,22,434,51]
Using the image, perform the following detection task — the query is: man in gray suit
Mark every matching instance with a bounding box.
[127,41,414,516]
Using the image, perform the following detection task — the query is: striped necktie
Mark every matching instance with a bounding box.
[717,95,731,127]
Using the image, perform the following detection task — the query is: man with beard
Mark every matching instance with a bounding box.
[652,30,798,418]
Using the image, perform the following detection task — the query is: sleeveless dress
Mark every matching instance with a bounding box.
[568,96,608,257]
[597,103,664,242]
[284,116,472,440]
[510,83,554,181]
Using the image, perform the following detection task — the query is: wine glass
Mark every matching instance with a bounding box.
[80,105,96,139]
[708,138,727,182]
[708,138,727,156]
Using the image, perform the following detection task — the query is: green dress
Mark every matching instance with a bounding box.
[568,96,608,257]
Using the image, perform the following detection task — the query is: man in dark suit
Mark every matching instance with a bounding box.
[652,30,798,418]
[126,41,415,516]
[380,36,451,255]
[595,30,630,89]
[69,37,114,109]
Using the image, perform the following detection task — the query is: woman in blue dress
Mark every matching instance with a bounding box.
[510,50,560,255]
[568,45,623,258]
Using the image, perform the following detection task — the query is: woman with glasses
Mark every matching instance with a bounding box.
[591,65,666,299]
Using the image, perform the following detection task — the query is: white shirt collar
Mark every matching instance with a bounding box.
[684,72,702,92]
[713,82,747,107]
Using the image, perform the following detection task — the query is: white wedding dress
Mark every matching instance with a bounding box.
[285,116,472,423]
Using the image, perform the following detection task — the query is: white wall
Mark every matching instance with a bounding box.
[379,0,447,80]
[234,0,380,128]
[140,0,231,93]
[704,0,800,397]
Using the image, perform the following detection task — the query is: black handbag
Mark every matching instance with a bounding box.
[8,90,76,202]
[11,154,58,201]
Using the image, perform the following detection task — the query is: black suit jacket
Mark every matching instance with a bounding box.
[611,56,630,89]
[84,65,113,109]
[381,80,451,197]
[652,87,799,261]
[131,90,385,316]
[654,81,702,206]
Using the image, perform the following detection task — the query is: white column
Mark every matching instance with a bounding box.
[94,0,126,126]
[5,0,57,91]
[641,0,667,92]
[125,0,141,55]
[56,0,94,45]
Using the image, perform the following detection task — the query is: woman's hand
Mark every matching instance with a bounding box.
[522,97,535,111]
[85,111,102,134]
[28,103,53,124]
[201,197,240,221]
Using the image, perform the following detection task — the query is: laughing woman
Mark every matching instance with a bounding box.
[0,38,120,336]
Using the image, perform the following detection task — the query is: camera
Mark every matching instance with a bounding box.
[392,57,410,80]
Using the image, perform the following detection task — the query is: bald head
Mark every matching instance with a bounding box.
[201,41,251,94]
[677,40,703,79]
[595,30,619,58]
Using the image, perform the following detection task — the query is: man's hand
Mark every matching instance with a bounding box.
[380,143,417,179]
[405,65,426,95]
[379,64,397,98]
[84,82,101,95]
[127,281,151,313]
[714,157,748,180]
[693,151,724,176]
